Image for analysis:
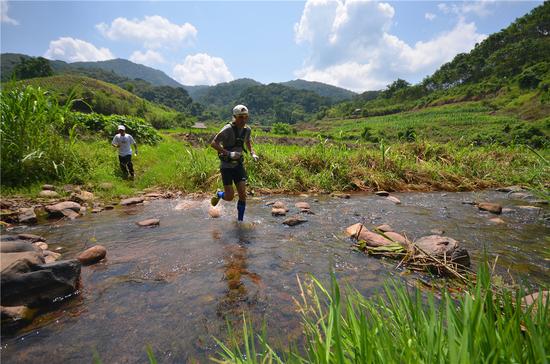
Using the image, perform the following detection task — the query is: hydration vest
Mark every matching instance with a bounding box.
[219,123,248,163]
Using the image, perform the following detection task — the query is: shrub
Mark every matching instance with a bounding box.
[271,122,295,135]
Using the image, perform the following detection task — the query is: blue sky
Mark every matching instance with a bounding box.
[1,0,543,92]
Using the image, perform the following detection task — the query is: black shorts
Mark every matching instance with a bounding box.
[221,165,247,186]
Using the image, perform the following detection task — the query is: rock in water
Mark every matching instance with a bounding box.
[283,216,308,226]
[208,207,221,218]
[477,202,502,214]
[77,245,107,265]
[137,218,160,227]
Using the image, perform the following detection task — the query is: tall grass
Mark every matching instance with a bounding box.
[0,85,89,186]
[215,265,549,363]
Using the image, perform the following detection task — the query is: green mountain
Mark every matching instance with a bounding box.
[194,78,263,107]
[280,79,356,102]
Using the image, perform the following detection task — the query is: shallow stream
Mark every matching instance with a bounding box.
[1,191,548,363]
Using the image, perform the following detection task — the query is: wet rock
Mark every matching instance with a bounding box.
[430,229,445,235]
[272,201,288,210]
[375,191,390,196]
[375,224,393,232]
[33,242,48,251]
[508,192,534,200]
[1,305,36,321]
[283,216,308,226]
[70,191,94,204]
[137,218,160,227]
[1,251,45,273]
[295,202,311,210]
[44,251,62,264]
[120,197,144,206]
[17,233,44,242]
[38,190,59,198]
[0,210,18,224]
[477,202,502,214]
[386,196,401,204]
[45,201,81,217]
[332,193,351,199]
[1,240,39,253]
[271,208,287,216]
[145,192,163,198]
[1,259,81,307]
[208,207,221,218]
[345,223,393,247]
[265,201,276,206]
[42,184,56,191]
[18,207,37,224]
[489,217,505,224]
[414,235,470,267]
[92,207,104,213]
[384,232,410,248]
[77,245,107,265]
[61,209,79,220]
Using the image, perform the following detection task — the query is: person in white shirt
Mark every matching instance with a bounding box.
[112,125,138,179]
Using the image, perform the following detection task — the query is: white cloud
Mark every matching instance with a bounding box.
[44,37,114,62]
[129,50,165,66]
[294,0,487,92]
[1,0,18,25]
[172,53,233,86]
[425,12,436,21]
[97,15,197,49]
[438,1,495,17]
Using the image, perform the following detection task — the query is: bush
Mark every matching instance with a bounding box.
[0,85,89,186]
[271,122,295,135]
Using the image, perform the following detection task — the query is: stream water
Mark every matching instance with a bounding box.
[1,191,548,363]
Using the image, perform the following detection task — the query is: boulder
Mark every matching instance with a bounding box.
[1,240,39,254]
[45,201,81,217]
[38,190,59,198]
[18,208,37,224]
[77,245,106,265]
[120,197,144,206]
[477,202,502,214]
[137,218,160,227]
[0,259,81,307]
[414,235,470,267]
[70,191,94,204]
[283,216,308,226]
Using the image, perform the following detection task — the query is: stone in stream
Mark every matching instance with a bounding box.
[77,245,107,265]
[45,201,81,217]
[70,191,94,204]
[1,258,81,307]
[272,201,289,211]
[295,202,314,214]
[44,250,62,264]
[17,233,44,242]
[430,229,445,235]
[375,224,393,232]
[33,242,48,251]
[62,209,80,220]
[38,190,59,198]
[345,223,393,247]
[271,208,287,216]
[375,191,390,196]
[386,195,401,204]
[477,202,502,214]
[208,207,221,218]
[384,231,411,249]
[489,217,505,224]
[137,218,160,227]
[120,197,144,206]
[18,207,37,224]
[1,240,40,253]
[283,216,308,226]
[414,235,470,267]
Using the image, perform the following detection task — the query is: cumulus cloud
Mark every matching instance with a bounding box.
[44,37,114,62]
[425,12,436,21]
[438,1,495,17]
[1,0,19,25]
[294,0,487,92]
[129,50,165,66]
[97,15,197,49]
[172,53,233,86]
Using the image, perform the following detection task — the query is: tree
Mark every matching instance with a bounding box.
[12,57,53,80]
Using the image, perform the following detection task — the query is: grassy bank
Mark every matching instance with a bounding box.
[215,266,549,363]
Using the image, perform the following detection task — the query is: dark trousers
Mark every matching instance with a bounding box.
[118,154,134,178]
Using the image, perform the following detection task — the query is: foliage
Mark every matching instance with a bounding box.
[0,85,89,186]
[215,265,549,363]
[271,122,295,135]
[72,112,161,145]
[12,56,53,80]
[280,79,356,102]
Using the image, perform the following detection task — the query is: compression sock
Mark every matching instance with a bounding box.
[237,200,246,221]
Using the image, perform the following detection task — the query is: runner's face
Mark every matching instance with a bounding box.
[234,114,248,127]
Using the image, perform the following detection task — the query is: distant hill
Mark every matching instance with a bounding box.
[1,53,33,81]
[194,78,263,107]
[280,79,356,102]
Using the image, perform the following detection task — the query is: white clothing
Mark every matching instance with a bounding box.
[112,133,136,156]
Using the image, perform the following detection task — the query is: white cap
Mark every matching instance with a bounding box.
[232,104,249,116]
[118,125,125,131]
